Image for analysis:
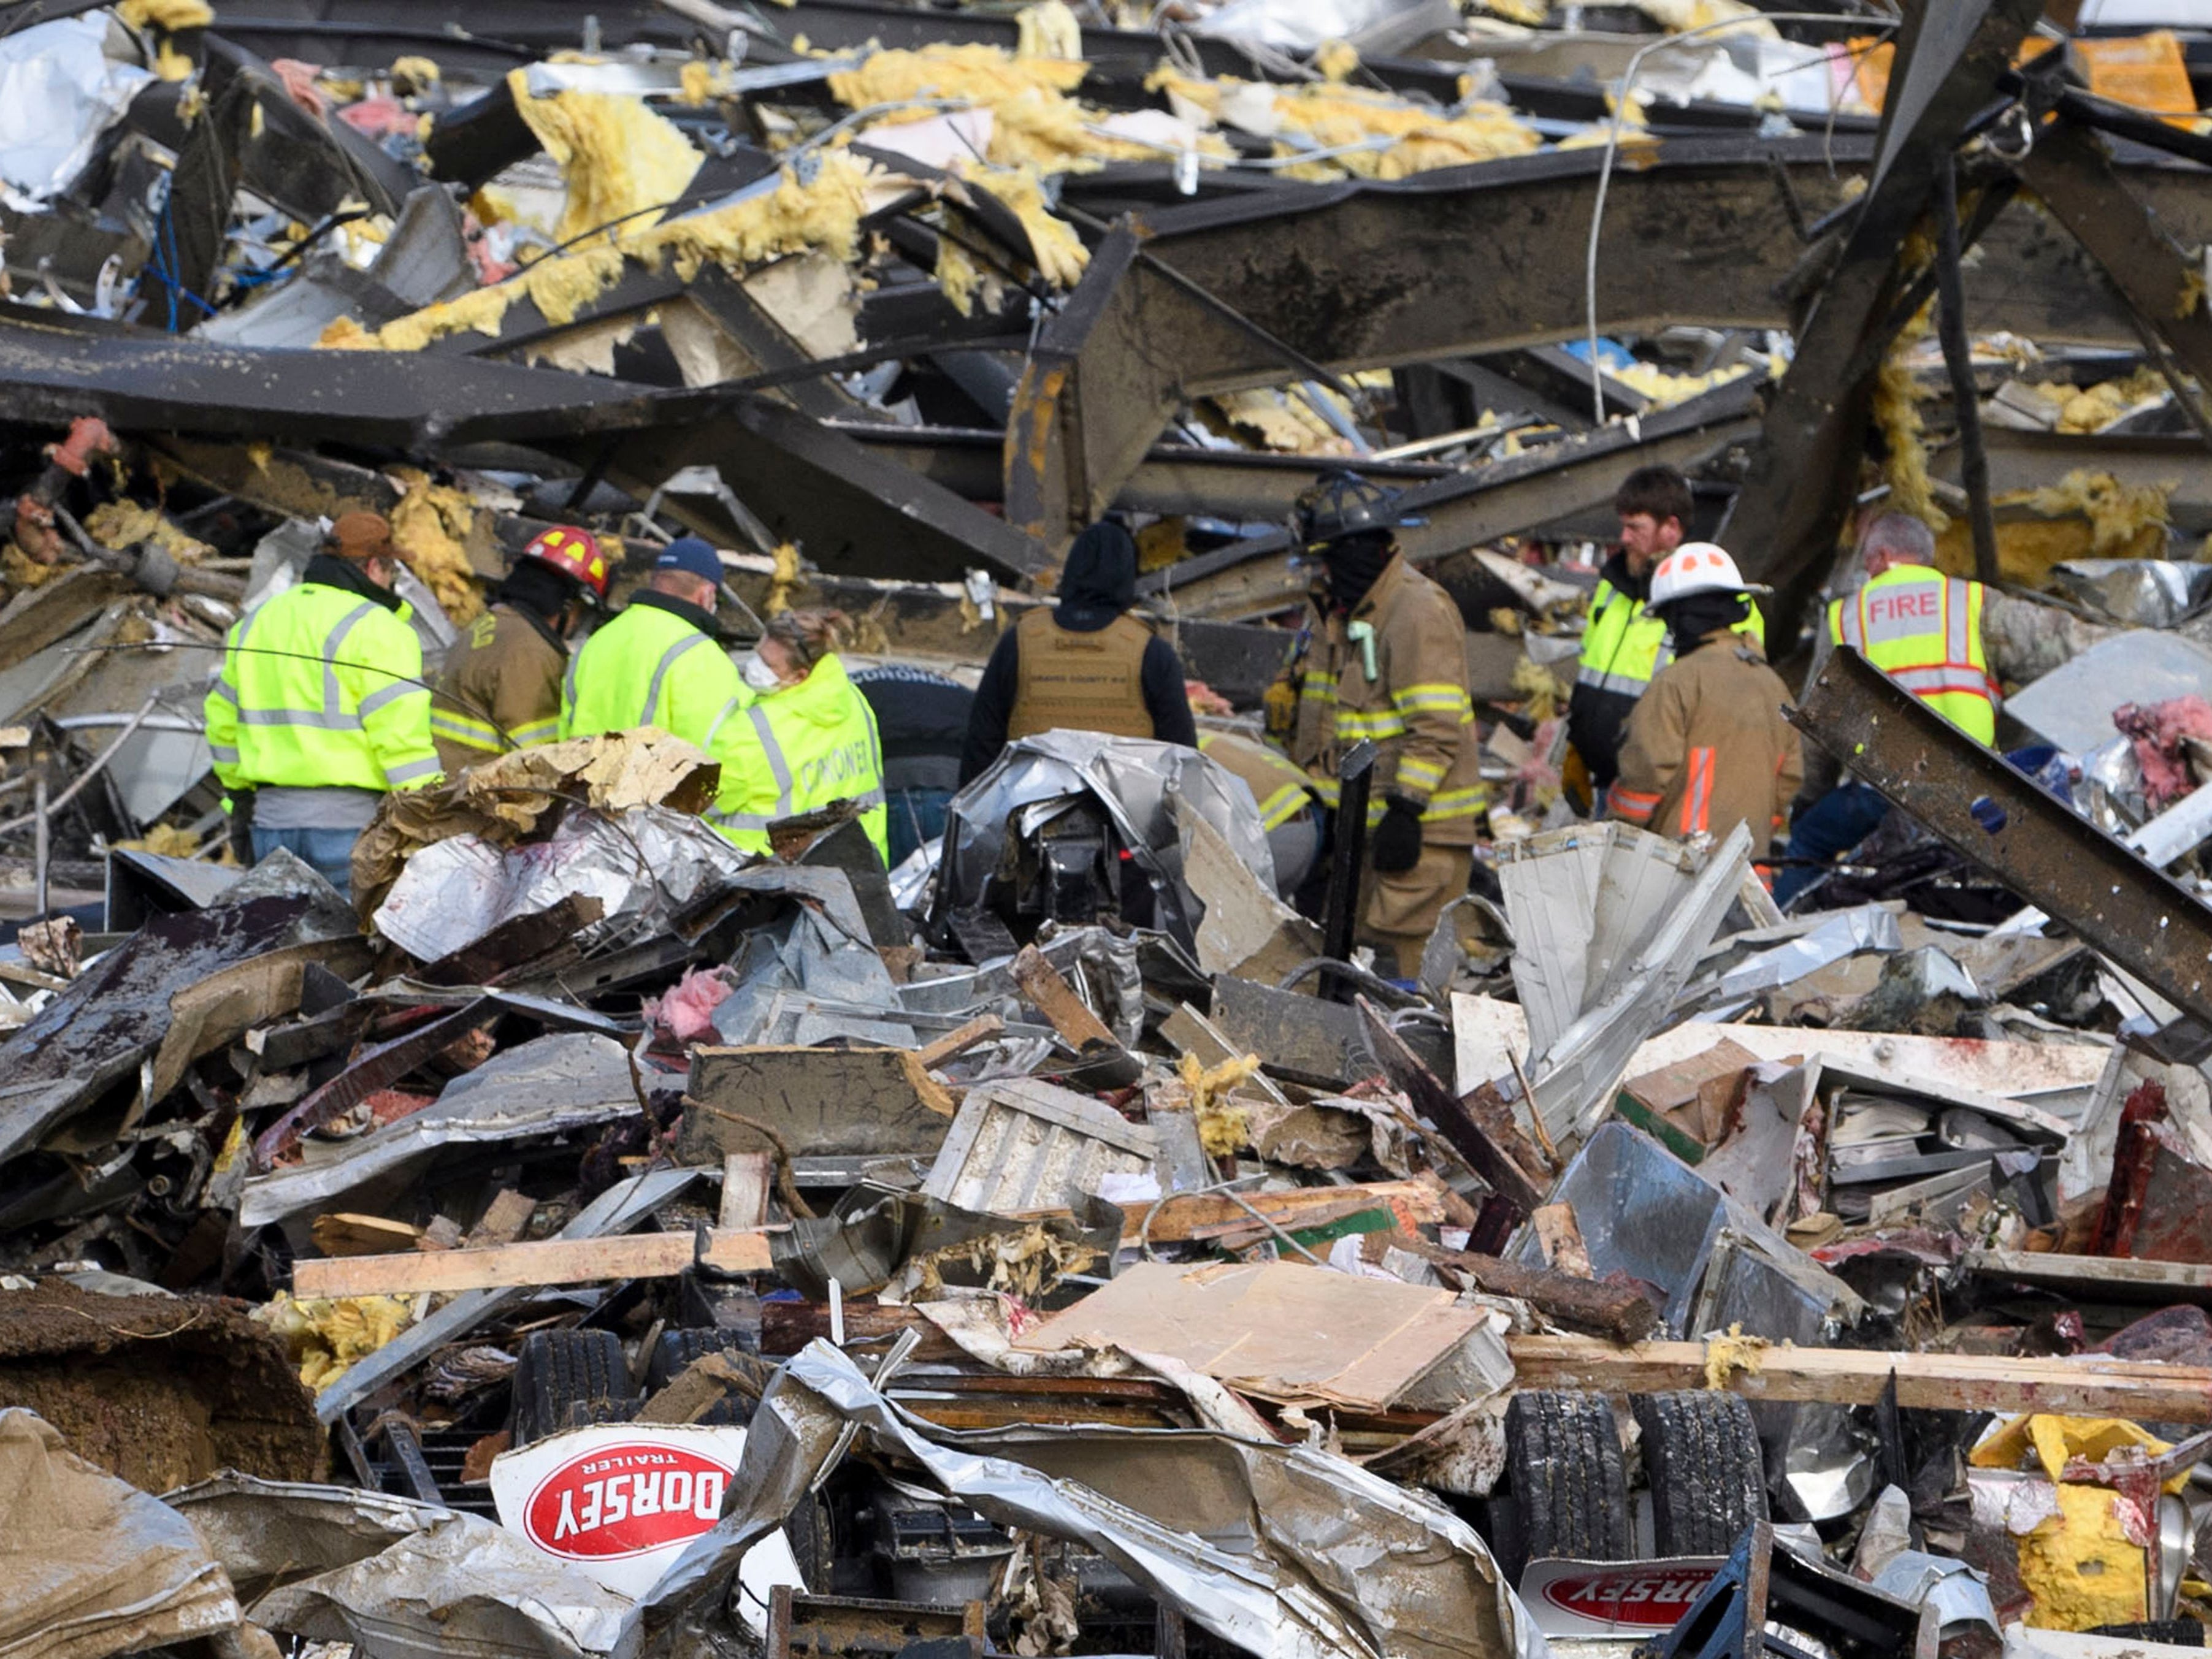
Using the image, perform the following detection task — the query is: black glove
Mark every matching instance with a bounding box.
[1369,795,1424,874]
[226,788,256,866]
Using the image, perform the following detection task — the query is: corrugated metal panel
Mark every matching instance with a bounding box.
[923,1078,1160,1214]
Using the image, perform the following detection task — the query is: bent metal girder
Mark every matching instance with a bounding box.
[1003,128,2212,555]
[1791,648,2212,1032]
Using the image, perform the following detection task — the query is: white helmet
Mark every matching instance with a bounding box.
[1647,541,1768,608]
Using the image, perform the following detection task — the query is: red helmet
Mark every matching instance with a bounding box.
[520,525,611,601]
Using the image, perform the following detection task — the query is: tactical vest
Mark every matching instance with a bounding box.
[1005,608,1155,741]
[1827,565,1996,745]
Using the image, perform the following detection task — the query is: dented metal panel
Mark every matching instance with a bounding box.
[922,1077,1160,1215]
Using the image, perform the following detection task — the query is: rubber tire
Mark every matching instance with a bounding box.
[1501,1390,1632,1580]
[510,1329,640,1447]
[783,1491,836,1593]
[645,1329,756,1426]
[1631,1390,1767,1557]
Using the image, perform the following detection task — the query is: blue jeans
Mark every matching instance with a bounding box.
[885,787,955,869]
[251,825,359,898]
[1772,781,1890,907]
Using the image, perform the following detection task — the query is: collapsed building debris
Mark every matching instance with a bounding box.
[10,2,2212,1658]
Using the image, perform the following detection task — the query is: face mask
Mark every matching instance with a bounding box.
[740,651,783,692]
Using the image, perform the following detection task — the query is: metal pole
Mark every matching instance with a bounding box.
[31,772,49,919]
[1320,739,1376,999]
[1934,154,2002,587]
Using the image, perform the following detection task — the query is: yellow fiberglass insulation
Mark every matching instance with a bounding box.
[1149,70,1539,182]
[84,499,213,563]
[1631,0,1777,37]
[2057,367,2167,434]
[2016,469,2172,556]
[1872,300,1948,532]
[259,1291,418,1391]
[118,0,214,29]
[935,232,987,316]
[1014,0,1082,61]
[957,165,1087,288]
[505,69,705,248]
[388,468,487,625]
[320,151,874,352]
[829,45,1141,172]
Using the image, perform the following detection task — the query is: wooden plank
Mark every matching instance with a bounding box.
[310,1213,424,1258]
[293,1227,775,1297]
[914,1013,1005,1071]
[1532,1204,1593,1278]
[1966,1249,2212,1307]
[1115,1180,1447,1245]
[719,1151,775,1230]
[467,1189,537,1248]
[1506,1334,2212,1422]
[1010,945,1120,1052]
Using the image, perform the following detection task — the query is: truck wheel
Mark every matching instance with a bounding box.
[1501,1389,1632,1581]
[509,1329,639,1447]
[1631,1390,1767,1557]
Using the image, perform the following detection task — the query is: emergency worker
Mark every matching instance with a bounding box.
[1608,544,1801,858]
[559,536,740,749]
[708,609,889,863]
[429,525,610,772]
[1570,466,1765,799]
[960,519,1197,783]
[205,510,439,895]
[1196,728,1325,899]
[851,663,973,867]
[1272,470,1485,977]
[1774,513,1997,904]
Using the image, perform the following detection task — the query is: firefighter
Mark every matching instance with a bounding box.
[559,536,740,749]
[1196,728,1325,899]
[1607,544,1801,858]
[708,609,889,863]
[959,518,1197,784]
[1773,513,1997,905]
[1569,465,1765,803]
[1273,470,1485,977]
[429,524,611,773]
[204,510,440,896]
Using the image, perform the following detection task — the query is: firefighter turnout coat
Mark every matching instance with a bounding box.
[1281,555,1485,844]
[1609,634,1802,858]
[429,603,565,772]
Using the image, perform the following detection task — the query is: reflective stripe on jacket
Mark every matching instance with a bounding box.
[1827,565,1996,745]
[1610,636,1802,858]
[560,595,741,749]
[1278,554,1487,845]
[706,652,888,861]
[205,579,438,795]
[431,603,566,773]
[1198,730,1316,831]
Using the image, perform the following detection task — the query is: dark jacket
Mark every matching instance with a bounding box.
[852,663,973,795]
[961,523,1198,782]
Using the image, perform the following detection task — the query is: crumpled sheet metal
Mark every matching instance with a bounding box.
[238,1502,637,1659]
[2050,560,2212,629]
[0,1409,242,1659]
[938,733,1277,936]
[164,1473,453,1606]
[0,17,151,207]
[1699,904,1904,1004]
[238,1033,643,1227]
[372,806,749,963]
[648,1341,1548,1659]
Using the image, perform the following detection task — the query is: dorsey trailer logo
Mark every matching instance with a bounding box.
[522,1441,733,1560]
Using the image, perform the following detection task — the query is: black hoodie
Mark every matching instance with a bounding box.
[960,521,1198,782]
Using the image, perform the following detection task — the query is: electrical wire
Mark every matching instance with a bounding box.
[1582,12,1899,425]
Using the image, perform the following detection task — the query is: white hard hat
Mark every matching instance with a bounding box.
[1648,541,1769,608]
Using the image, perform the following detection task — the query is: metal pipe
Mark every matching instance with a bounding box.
[31,774,48,918]
[0,695,159,838]
[1933,153,2000,586]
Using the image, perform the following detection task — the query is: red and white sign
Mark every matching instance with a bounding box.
[492,1424,803,1615]
[1517,1558,1725,1639]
